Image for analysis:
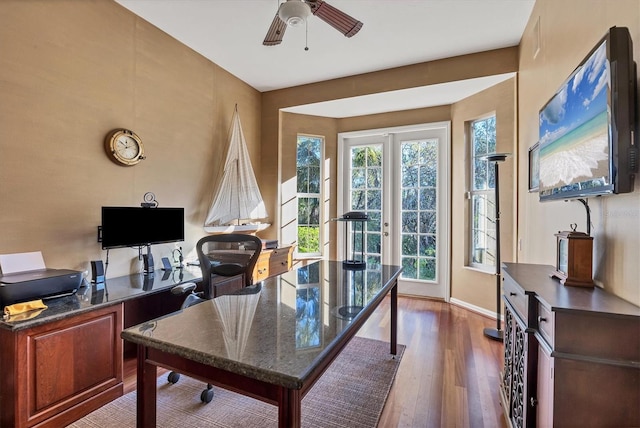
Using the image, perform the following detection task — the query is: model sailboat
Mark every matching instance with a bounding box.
[204,106,269,233]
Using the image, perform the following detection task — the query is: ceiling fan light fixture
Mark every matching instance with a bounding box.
[278,0,311,27]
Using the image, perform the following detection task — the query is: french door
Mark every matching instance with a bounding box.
[338,122,450,299]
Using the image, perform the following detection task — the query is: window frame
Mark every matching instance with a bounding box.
[296,134,324,258]
[468,114,497,272]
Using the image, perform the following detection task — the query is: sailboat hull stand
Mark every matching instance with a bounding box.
[203,223,270,234]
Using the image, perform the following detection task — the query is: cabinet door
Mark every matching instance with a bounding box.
[509,315,527,428]
[502,306,515,407]
[1,304,123,428]
[536,343,554,428]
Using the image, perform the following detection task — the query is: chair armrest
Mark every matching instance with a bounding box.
[170,282,197,296]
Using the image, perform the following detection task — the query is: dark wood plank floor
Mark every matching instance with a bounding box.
[358,296,507,428]
[124,295,507,427]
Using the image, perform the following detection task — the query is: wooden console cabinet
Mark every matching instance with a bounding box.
[0,304,123,428]
[253,246,294,282]
[500,263,640,428]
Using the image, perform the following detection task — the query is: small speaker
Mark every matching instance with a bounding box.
[143,252,154,275]
[91,260,105,284]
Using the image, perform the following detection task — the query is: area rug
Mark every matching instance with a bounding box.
[67,336,405,428]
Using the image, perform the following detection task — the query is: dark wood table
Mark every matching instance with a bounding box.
[121,260,402,428]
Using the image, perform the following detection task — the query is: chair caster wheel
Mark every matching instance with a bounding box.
[167,372,180,384]
[201,388,214,403]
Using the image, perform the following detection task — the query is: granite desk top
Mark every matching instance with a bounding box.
[121,260,403,389]
[0,266,202,331]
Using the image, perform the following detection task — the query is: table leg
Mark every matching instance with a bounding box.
[391,282,397,356]
[137,344,158,428]
[278,387,302,428]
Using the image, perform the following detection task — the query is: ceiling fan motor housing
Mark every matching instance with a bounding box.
[278,0,311,27]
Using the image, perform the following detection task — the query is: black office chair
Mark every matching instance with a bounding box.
[196,233,263,299]
[167,233,262,403]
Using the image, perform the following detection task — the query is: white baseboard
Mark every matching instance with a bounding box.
[449,298,504,321]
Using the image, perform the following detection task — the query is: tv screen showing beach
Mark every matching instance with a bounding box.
[538,39,613,200]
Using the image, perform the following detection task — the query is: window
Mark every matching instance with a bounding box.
[469,116,497,269]
[297,135,323,256]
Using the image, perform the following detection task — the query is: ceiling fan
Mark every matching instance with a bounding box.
[263,0,363,46]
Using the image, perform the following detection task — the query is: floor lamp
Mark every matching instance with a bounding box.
[483,153,510,342]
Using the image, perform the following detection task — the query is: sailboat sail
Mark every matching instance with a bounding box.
[204,107,267,227]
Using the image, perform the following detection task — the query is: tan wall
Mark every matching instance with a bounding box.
[0,0,262,278]
[338,106,451,134]
[517,0,640,305]
[450,79,517,310]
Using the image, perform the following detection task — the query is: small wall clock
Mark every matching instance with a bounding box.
[105,128,145,166]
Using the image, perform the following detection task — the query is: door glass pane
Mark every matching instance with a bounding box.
[348,145,383,266]
[402,211,418,233]
[400,139,438,281]
[352,169,365,188]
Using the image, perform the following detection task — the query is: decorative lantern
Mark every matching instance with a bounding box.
[337,211,368,269]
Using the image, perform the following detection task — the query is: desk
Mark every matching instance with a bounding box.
[121,260,402,428]
[0,268,201,428]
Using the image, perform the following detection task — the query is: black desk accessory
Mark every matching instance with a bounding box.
[173,247,184,269]
[161,257,173,271]
[335,211,368,269]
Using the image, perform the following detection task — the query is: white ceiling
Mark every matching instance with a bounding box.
[115,0,534,118]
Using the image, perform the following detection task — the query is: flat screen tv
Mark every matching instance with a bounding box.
[101,206,184,250]
[538,26,637,201]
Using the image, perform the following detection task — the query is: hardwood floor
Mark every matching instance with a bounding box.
[124,295,507,427]
[357,296,507,428]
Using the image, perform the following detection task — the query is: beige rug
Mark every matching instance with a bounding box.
[68,336,404,428]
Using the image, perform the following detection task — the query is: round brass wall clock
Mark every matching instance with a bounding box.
[105,128,145,166]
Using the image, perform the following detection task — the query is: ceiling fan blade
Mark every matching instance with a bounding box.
[263,13,287,46]
[306,0,363,38]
